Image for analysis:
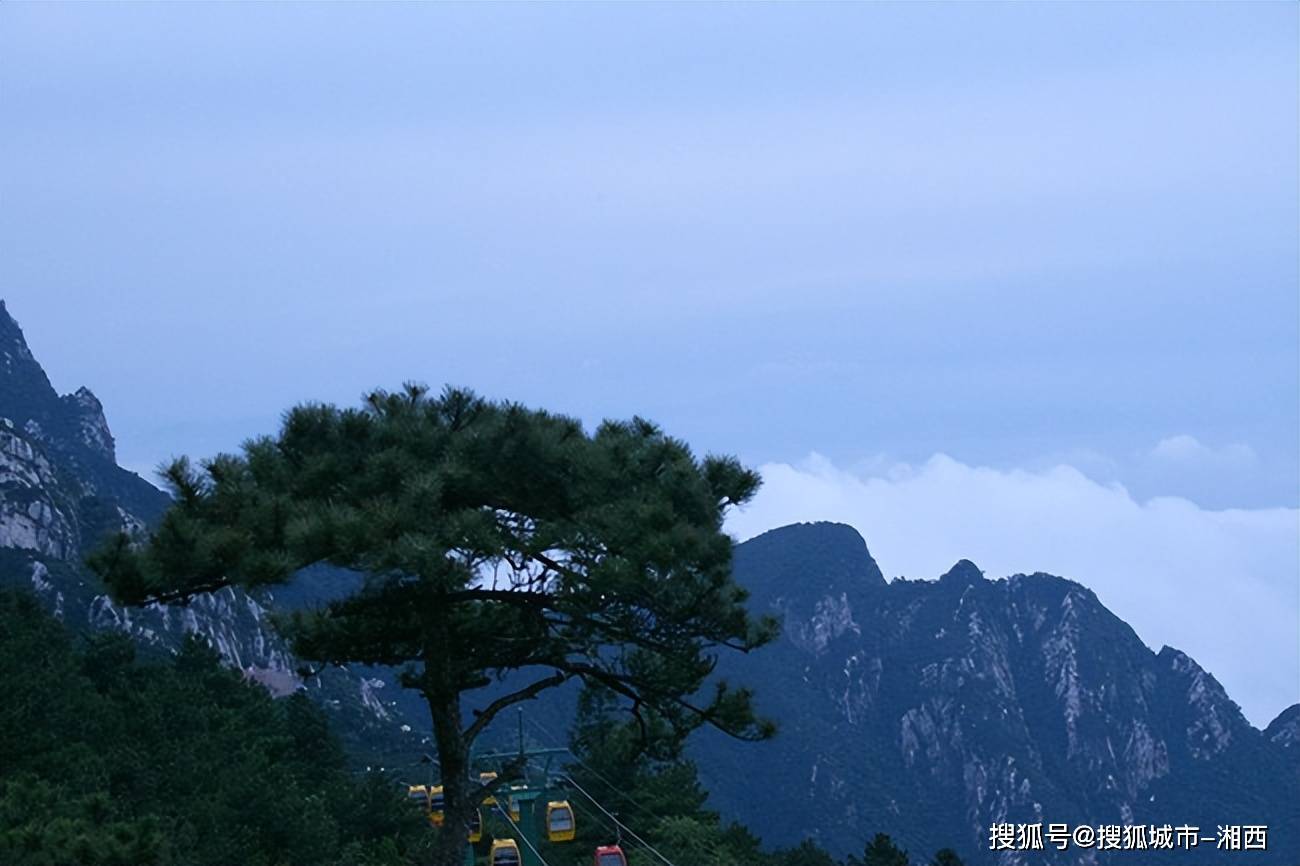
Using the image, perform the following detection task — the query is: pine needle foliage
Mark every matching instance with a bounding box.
[90,384,777,866]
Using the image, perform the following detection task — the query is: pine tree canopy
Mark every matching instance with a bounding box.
[862,834,910,866]
[89,384,777,860]
[929,848,966,866]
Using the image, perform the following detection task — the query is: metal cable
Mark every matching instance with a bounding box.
[525,715,671,831]
[564,793,623,844]
[492,803,553,866]
[523,716,682,865]
[561,773,681,866]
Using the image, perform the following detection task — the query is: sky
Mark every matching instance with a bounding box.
[1,4,1296,726]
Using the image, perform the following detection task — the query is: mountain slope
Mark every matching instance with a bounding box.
[0,301,415,763]
[691,522,1299,865]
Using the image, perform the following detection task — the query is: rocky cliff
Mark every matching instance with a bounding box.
[0,301,415,763]
[692,522,1299,864]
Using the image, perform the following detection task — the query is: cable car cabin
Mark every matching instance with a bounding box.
[467,809,482,843]
[428,785,445,827]
[478,771,499,805]
[546,800,576,842]
[408,785,443,829]
[594,845,627,866]
[490,839,521,866]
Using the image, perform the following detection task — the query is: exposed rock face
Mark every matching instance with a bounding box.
[0,300,415,759]
[1265,704,1300,752]
[692,523,1299,865]
[0,301,294,672]
[61,386,116,461]
[0,420,78,557]
[0,300,157,521]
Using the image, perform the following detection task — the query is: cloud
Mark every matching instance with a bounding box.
[1130,435,1281,509]
[1149,434,1257,467]
[726,452,1299,729]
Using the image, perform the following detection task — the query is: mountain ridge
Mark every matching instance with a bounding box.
[694,523,1299,864]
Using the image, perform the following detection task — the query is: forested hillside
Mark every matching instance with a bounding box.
[1,587,964,866]
[0,589,431,866]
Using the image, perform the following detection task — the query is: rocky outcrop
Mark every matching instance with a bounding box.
[691,523,1299,865]
[60,386,115,461]
[0,419,78,557]
[0,300,417,761]
[0,302,300,678]
[0,301,160,521]
[1265,704,1300,751]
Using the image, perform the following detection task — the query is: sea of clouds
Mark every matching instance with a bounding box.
[727,442,1298,730]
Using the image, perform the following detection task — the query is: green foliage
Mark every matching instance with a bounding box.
[89,385,777,865]
[0,589,431,866]
[0,776,165,866]
[929,848,965,866]
[91,385,774,738]
[774,839,841,866]
[861,833,909,866]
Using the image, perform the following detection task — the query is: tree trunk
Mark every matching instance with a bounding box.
[429,688,471,866]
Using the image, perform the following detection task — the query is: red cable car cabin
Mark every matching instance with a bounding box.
[594,845,627,866]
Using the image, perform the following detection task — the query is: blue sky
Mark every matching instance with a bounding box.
[1,3,1296,724]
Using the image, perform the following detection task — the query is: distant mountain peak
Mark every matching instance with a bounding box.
[939,558,983,585]
[0,300,161,520]
[735,521,886,588]
[60,385,115,461]
[0,299,57,398]
[743,520,869,545]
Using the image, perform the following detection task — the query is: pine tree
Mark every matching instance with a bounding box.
[775,838,840,866]
[862,833,909,866]
[0,588,430,866]
[929,849,965,866]
[90,384,778,866]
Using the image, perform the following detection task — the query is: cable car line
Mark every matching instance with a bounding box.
[522,715,682,866]
[400,713,673,866]
[564,794,622,843]
[492,802,553,866]
[558,776,647,860]
[561,773,681,866]
[524,716,671,829]
[562,798,649,866]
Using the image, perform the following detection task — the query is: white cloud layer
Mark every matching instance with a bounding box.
[726,452,1299,729]
[1149,434,1257,467]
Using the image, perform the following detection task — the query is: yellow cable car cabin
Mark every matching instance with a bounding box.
[428,785,445,827]
[507,793,521,822]
[490,839,521,866]
[479,771,499,805]
[408,785,444,829]
[546,800,576,842]
[467,808,483,843]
